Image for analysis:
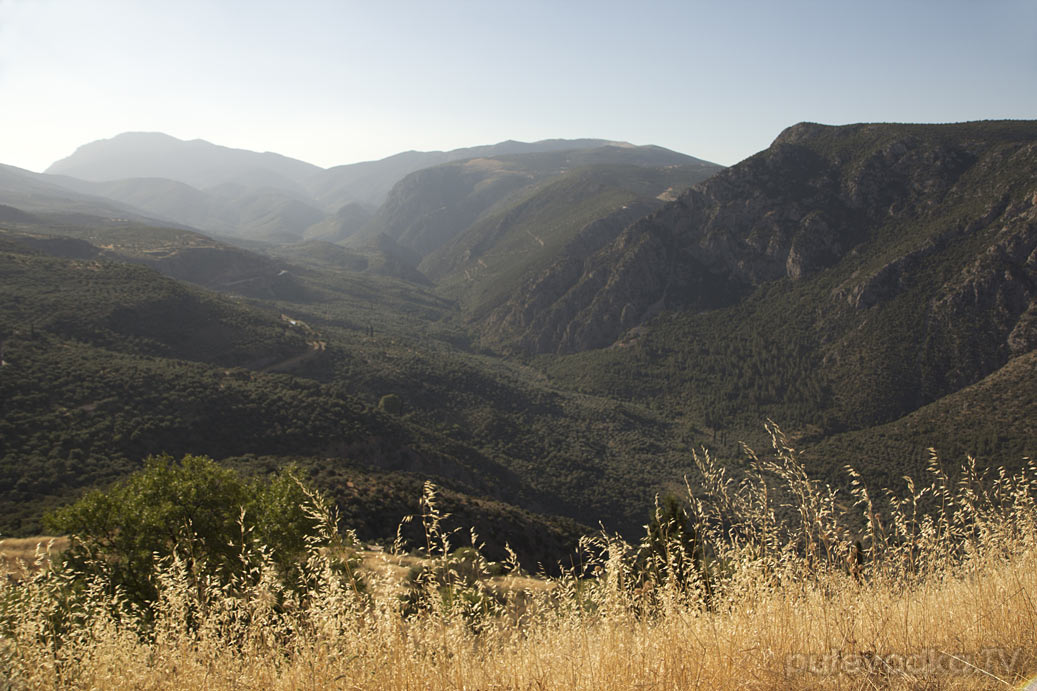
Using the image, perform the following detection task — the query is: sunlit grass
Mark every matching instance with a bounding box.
[2,425,1035,689]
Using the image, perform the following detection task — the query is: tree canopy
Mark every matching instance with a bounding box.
[44,454,321,605]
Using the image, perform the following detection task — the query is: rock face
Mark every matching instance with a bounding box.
[481,122,1037,363]
[922,198,1037,395]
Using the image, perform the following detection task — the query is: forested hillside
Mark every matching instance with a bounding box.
[2,121,1034,561]
[486,121,1036,485]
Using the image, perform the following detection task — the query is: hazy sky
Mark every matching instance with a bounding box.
[1,0,1034,172]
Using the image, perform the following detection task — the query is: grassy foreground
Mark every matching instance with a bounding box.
[2,426,1036,690]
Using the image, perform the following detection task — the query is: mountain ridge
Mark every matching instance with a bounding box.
[41,133,720,242]
[480,120,1036,356]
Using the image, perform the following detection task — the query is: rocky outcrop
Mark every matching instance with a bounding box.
[923,194,1037,394]
[480,121,1037,356]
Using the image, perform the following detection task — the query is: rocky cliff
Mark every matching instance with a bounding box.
[481,121,1036,364]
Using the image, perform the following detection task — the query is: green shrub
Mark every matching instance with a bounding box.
[44,454,322,606]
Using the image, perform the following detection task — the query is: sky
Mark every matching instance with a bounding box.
[1,0,1035,173]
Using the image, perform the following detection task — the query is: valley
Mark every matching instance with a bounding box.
[1,122,1034,567]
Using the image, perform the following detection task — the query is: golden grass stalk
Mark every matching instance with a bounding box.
[1,431,1034,689]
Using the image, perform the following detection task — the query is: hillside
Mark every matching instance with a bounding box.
[359,146,721,262]
[0,221,699,542]
[0,163,172,221]
[0,236,599,553]
[4,120,1034,560]
[302,202,374,242]
[499,120,1035,485]
[804,348,1037,491]
[0,209,312,300]
[423,163,721,318]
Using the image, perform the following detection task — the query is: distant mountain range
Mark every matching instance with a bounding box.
[39,133,720,243]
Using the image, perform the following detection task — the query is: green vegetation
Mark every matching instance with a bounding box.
[1,121,1034,574]
[422,163,715,316]
[2,434,1035,688]
[520,120,1037,499]
[1,121,1035,687]
[44,455,325,606]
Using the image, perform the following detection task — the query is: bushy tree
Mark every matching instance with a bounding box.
[44,454,322,605]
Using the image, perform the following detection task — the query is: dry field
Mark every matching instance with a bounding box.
[0,536,67,581]
[2,427,1035,689]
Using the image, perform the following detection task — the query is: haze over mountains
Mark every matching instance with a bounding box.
[41,132,720,244]
[1,121,1033,561]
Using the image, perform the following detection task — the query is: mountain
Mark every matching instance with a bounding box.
[43,134,701,242]
[420,162,721,317]
[7,120,1033,554]
[46,132,321,193]
[359,145,721,261]
[46,133,635,209]
[309,138,638,210]
[485,121,1035,354]
[498,120,1035,484]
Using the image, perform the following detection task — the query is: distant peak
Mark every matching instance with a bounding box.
[96,132,189,147]
[771,122,836,146]
[111,131,180,140]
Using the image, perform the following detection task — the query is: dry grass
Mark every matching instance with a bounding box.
[0,537,67,581]
[2,426,1036,689]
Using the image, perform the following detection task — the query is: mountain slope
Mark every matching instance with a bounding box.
[48,173,329,243]
[0,236,555,537]
[310,138,648,210]
[0,206,312,300]
[486,120,1035,358]
[360,145,722,262]
[500,120,1034,483]
[423,163,721,318]
[803,348,1036,491]
[302,202,374,242]
[0,163,172,221]
[0,217,702,541]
